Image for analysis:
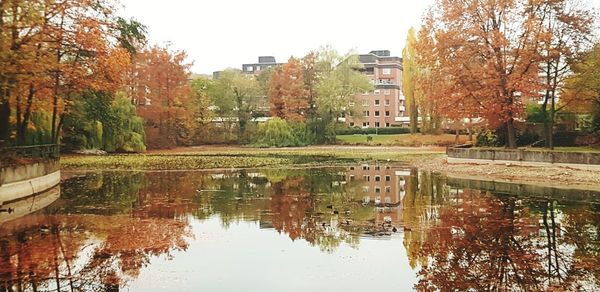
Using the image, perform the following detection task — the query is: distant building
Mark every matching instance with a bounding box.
[345,50,408,128]
[242,56,282,75]
[212,56,282,80]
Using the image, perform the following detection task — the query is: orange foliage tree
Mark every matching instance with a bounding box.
[0,0,135,145]
[268,57,309,122]
[129,46,192,148]
[417,0,550,148]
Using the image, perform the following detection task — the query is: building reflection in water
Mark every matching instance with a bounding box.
[0,166,598,291]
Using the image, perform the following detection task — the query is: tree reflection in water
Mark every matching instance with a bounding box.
[412,182,600,291]
[1,167,598,291]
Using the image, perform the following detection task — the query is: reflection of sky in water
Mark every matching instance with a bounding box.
[130,216,415,292]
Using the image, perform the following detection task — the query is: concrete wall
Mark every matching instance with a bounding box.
[0,160,60,204]
[447,148,600,166]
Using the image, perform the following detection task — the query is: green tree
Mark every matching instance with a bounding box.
[63,91,146,152]
[189,77,216,143]
[209,69,260,143]
[314,47,372,143]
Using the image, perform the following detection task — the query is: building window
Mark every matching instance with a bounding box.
[349,122,355,127]
[362,91,369,95]
[362,122,369,128]
[375,165,380,170]
[385,123,390,127]
[375,111,380,117]
[385,186,391,193]
[375,99,380,106]
[362,99,369,106]
[363,175,370,181]
[363,186,369,193]
[246,66,253,72]
[385,111,390,117]
[374,89,381,95]
[349,175,355,181]
[375,122,380,127]
[362,165,369,170]
[385,175,391,181]
[375,176,381,182]
[375,187,381,193]
[385,99,390,106]
[363,111,370,117]
[382,68,391,75]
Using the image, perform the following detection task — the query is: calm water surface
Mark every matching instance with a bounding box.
[1,165,599,291]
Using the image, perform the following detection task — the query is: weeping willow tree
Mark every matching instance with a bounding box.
[63,91,146,152]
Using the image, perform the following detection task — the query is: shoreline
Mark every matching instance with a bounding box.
[414,156,600,191]
[60,146,600,190]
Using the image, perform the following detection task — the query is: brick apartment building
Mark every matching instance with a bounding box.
[346,50,408,128]
[212,52,409,128]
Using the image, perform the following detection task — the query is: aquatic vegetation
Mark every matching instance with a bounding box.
[61,148,444,170]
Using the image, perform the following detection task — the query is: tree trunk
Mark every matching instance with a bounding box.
[506,118,517,149]
[19,85,34,144]
[467,127,473,142]
[16,90,22,144]
[549,92,556,150]
[454,128,459,144]
[50,76,60,143]
[410,99,418,134]
[0,98,10,144]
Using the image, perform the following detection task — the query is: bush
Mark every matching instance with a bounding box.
[476,130,499,147]
[477,127,541,147]
[251,118,311,147]
[63,91,146,153]
[337,127,411,135]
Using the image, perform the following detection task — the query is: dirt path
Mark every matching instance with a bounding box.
[415,156,600,191]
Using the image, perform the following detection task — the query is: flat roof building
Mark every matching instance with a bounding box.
[242,56,282,75]
[346,50,408,128]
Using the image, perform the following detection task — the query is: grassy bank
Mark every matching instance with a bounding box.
[61,146,444,171]
[336,133,467,146]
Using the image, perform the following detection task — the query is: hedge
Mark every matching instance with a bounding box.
[337,127,412,135]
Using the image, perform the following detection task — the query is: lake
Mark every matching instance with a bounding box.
[1,164,599,291]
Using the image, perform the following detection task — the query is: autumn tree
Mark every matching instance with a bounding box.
[419,0,549,148]
[403,27,420,134]
[132,46,192,148]
[414,25,444,134]
[268,57,309,122]
[562,43,600,138]
[536,0,595,149]
[0,0,139,146]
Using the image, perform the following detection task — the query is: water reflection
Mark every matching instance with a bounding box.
[0,164,598,291]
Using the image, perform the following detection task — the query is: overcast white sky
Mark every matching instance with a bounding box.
[118,0,434,74]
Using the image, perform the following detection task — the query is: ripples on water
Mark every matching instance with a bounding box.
[1,165,599,291]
